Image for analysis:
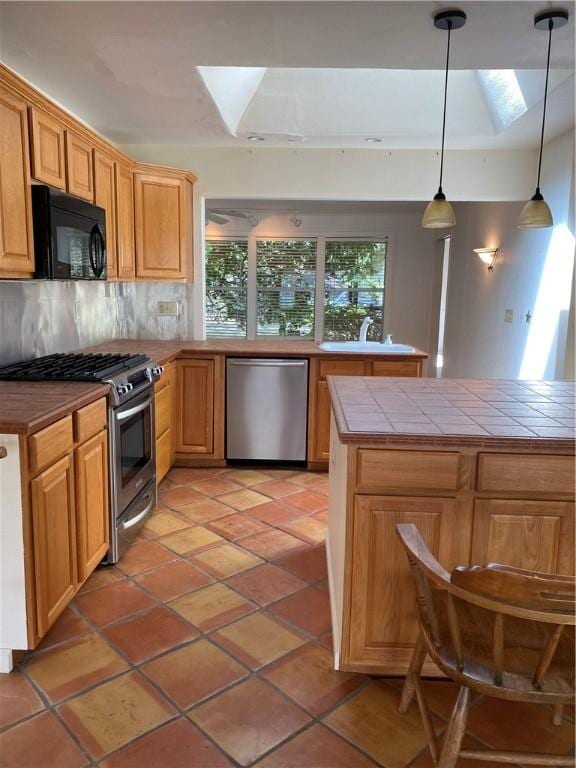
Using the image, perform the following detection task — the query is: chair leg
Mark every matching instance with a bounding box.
[437,685,471,768]
[399,632,427,714]
[552,703,563,726]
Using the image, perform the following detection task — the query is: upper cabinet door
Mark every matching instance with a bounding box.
[93,150,117,278]
[29,106,66,189]
[0,89,34,277]
[115,161,135,280]
[65,130,94,201]
[134,171,193,281]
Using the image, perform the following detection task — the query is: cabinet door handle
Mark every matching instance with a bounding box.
[227,360,307,368]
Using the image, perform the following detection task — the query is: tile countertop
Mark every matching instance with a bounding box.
[81,339,429,366]
[0,381,109,435]
[327,376,576,452]
[0,339,427,435]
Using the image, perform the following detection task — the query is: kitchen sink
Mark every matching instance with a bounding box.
[319,341,416,354]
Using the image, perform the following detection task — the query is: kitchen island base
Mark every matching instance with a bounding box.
[326,378,575,677]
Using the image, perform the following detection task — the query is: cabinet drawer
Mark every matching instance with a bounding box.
[28,415,73,475]
[74,398,107,444]
[371,361,420,377]
[155,383,171,436]
[319,360,367,380]
[357,449,462,493]
[477,453,575,496]
[156,428,172,482]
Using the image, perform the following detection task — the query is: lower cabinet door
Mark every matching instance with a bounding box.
[176,359,216,455]
[310,381,331,462]
[75,430,110,581]
[31,454,77,636]
[347,495,460,673]
[472,499,575,575]
[156,428,172,483]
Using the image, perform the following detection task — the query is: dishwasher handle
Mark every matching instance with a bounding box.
[227,359,307,368]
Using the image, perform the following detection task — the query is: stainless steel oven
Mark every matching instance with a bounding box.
[108,376,159,562]
[112,388,155,513]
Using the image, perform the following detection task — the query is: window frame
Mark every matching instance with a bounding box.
[204,231,393,342]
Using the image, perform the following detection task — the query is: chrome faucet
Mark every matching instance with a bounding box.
[358,316,373,342]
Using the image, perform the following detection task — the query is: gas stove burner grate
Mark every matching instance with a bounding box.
[0,352,150,382]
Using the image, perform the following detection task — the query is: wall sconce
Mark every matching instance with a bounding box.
[473,247,499,271]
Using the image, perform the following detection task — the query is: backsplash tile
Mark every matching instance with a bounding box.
[0,280,194,366]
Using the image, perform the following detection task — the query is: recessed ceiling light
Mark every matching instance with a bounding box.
[247,135,265,142]
[365,137,382,143]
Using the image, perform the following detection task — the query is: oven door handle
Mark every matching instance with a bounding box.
[115,399,151,421]
[121,492,155,530]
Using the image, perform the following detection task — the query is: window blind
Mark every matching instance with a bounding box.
[323,240,387,341]
[256,239,317,338]
[205,239,248,338]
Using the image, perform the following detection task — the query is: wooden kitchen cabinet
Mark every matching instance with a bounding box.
[115,161,135,279]
[65,130,94,201]
[327,409,575,676]
[176,357,224,459]
[348,494,460,672]
[0,89,35,278]
[30,454,77,637]
[471,498,574,575]
[75,430,109,581]
[29,106,66,189]
[15,398,110,647]
[93,150,118,278]
[155,363,174,483]
[134,165,195,281]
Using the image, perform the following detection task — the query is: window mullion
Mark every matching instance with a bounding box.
[247,236,257,340]
[315,236,326,343]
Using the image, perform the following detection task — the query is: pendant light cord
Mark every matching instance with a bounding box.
[536,20,553,190]
[438,22,452,191]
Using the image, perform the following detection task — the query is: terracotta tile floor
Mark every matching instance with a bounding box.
[1,466,574,768]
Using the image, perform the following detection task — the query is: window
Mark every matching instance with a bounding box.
[205,239,248,338]
[324,240,387,341]
[205,235,387,341]
[256,239,317,337]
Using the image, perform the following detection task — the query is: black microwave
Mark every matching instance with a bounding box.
[32,186,107,280]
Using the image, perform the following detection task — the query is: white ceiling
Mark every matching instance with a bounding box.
[0,1,574,149]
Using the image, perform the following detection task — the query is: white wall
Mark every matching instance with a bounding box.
[122,145,537,202]
[443,130,575,380]
[205,205,439,358]
[120,143,539,340]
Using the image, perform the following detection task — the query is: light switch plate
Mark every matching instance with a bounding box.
[157,301,179,317]
[504,309,514,323]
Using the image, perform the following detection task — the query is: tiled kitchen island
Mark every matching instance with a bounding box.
[326,376,576,675]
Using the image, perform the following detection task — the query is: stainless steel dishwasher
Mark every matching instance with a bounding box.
[226,358,308,462]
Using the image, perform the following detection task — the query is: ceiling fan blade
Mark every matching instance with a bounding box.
[206,212,229,225]
[212,209,250,219]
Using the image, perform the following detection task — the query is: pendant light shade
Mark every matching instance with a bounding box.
[422,9,466,229]
[422,191,456,228]
[518,188,554,229]
[518,10,569,229]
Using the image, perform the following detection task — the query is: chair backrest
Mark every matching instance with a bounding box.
[396,523,575,696]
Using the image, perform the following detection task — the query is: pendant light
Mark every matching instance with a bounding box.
[422,9,466,229]
[518,10,568,229]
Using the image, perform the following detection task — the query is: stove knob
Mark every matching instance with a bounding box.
[117,384,129,396]
[126,383,134,392]
[151,365,164,377]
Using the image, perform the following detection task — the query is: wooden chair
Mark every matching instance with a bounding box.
[395,523,575,768]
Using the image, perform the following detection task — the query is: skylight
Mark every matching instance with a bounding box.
[477,70,527,131]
